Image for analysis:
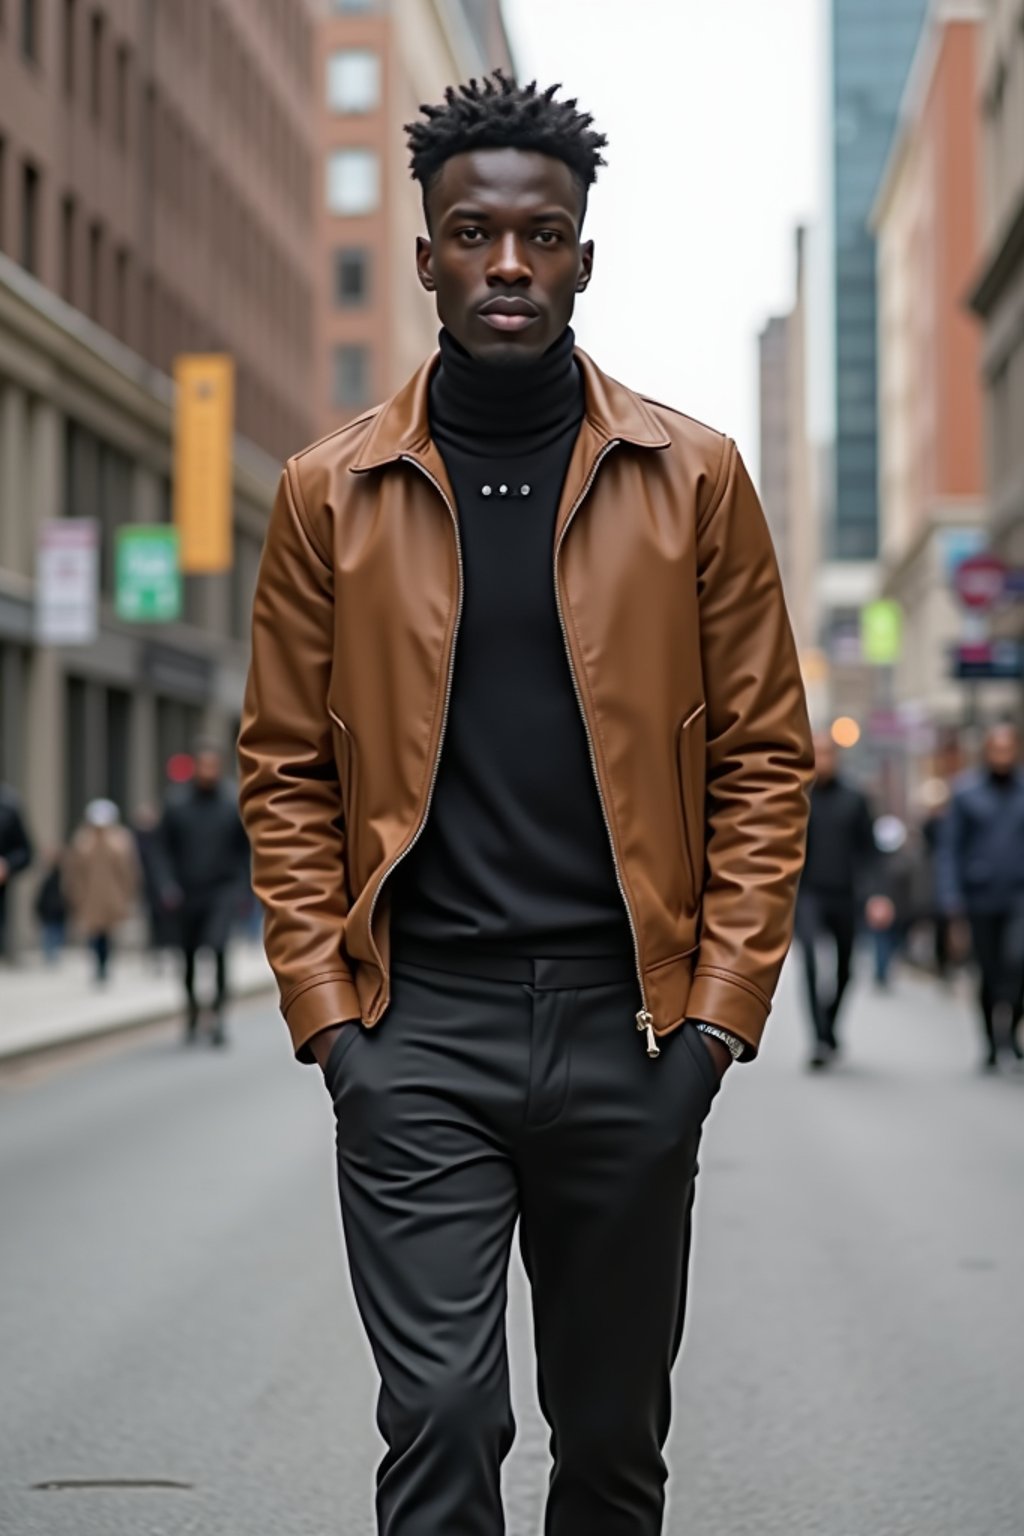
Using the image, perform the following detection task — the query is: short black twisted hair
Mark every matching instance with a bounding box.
[405,71,608,223]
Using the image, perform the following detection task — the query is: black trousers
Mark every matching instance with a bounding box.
[968,909,1024,1050]
[795,892,857,1047]
[180,896,231,1016]
[326,947,720,1536]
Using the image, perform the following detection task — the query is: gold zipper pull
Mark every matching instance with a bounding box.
[635,1009,660,1059]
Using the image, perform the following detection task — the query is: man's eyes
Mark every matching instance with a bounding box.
[454,229,564,246]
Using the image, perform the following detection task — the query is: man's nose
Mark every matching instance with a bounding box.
[486,232,532,285]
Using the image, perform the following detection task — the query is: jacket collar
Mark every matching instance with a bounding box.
[350,345,671,473]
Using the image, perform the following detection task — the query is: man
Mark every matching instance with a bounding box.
[161,746,249,1047]
[938,723,1024,1069]
[795,732,876,1068]
[0,779,33,959]
[240,74,812,1535]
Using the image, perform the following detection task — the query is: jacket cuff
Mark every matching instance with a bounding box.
[687,968,771,1060]
[284,972,363,1063]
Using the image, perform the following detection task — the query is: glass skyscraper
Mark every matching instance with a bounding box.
[831,0,928,560]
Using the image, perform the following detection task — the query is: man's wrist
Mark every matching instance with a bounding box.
[693,1020,745,1062]
[310,1022,350,1071]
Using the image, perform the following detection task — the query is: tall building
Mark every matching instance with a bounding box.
[872,1,989,735]
[830,0,928,564]
[758,228,817,658]
[315,0,514,435]
[0,1,318,939]
[971,0,1024,702]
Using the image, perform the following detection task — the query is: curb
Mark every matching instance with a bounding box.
[0,972,276,1065]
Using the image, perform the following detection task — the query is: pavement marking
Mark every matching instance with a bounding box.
[32,1479,194,1492]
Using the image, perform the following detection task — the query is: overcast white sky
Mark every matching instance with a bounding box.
[502,0,825,469]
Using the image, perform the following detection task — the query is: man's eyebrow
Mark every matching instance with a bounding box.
[440,206,576,224]
[443,206,493,222]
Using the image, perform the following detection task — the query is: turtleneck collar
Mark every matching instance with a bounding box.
[430,326,584,455]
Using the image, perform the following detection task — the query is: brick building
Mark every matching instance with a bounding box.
[0,0,318,945]
[315,0,514,434]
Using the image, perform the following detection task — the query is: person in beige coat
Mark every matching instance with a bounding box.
[63,800,141,983]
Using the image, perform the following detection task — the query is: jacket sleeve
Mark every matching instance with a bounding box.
[687,439,814,1057]
[2,800,33,879]
[237,461,362,1061]
[935,792,966,916]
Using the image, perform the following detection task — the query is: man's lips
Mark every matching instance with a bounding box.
[480,312,539,332]
[478,298,541,333]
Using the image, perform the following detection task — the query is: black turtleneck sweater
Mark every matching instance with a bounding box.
[390,329,632,957]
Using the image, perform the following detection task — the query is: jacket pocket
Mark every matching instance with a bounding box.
[676,702,707,904]
[327,708,356,814]
[327,709,358,882]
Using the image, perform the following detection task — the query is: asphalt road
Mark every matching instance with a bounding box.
[1,959,1022,1536]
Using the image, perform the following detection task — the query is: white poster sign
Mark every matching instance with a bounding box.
[36,519,100,645]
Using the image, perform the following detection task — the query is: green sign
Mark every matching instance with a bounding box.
[116,526,182,623]
[860,599,902,666]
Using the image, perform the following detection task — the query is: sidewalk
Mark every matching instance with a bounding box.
[0,942,275,1061]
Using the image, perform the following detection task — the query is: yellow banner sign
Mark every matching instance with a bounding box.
[173,354,235,573]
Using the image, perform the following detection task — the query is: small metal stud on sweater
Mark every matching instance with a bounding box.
[479,483,532,499]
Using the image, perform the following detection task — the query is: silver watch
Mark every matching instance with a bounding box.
[695,1021,745,1061]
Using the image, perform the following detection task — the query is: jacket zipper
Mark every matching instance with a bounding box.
[552,440,659,1059]
[364,456,465,1014]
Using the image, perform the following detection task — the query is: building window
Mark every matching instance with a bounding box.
[63,0,76,96]
[332,344,370,408]
[60,194,76,302]
[88,219,103,320]
[333,247,370,307]
[21,0,39,62]
[326,48,380,114]
[325,148,379,215]
[115,43,130,144]
[115,246,129,339]
[20,161,40,275]
[89,9,104,122]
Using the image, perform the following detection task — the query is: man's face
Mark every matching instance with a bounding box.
[813,733,837,784]
[985,726,1019,777]
[194,751,222,790]
[416,148,593,364]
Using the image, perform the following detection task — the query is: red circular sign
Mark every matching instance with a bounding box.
[953,553,1006,610]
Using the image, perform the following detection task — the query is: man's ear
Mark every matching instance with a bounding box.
[416,236,435,293]
[577,239,595,293]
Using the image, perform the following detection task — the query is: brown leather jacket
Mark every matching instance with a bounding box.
[238,349,812,1062]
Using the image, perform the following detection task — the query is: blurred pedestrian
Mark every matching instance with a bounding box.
[239,76,813,1533]
[130,804,178,969]
[866,814,915,988]
[160,745,249,1046]
[63,800,141,983]
[0,780,33,959]
[33,850,69,965]
[938,724,1024,1070]
[796,732,877,1066]
[918,778,953,977]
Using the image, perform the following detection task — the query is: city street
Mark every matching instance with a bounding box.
[1,960,1022,1536]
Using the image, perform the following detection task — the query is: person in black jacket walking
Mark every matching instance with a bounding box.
[160,746,250,1046]
[796,732,877,1067]
[0,783,33,959]
[938,724,1024,1069]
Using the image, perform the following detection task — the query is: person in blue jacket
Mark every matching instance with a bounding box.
[938,724,1024,1069]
